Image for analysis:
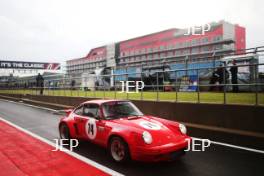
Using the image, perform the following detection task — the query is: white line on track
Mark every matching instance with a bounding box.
[191,137,264,154]
[0,98,60,113]
[211,140,264,154]
[1,98,264,155]
[0,117,125,176]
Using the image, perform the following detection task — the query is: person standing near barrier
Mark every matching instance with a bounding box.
[230,60,239,92]
[216,64,229,91]
[71,80,76,90]
[209,69,220,91]
[36,73,44,95]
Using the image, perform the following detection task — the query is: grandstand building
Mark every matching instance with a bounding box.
[66,20,245,77]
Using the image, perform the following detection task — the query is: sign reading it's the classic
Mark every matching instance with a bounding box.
[0,60,60,70]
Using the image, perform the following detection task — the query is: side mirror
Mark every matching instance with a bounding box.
[95,115,101,121]
[64,109,73,116]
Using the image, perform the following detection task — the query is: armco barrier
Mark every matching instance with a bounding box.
[0,93,263,150]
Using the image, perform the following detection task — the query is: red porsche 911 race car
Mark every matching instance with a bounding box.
[58,99,191,162]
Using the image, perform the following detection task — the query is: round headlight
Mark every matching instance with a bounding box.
[179,124,187,134]
[142,131,152,144]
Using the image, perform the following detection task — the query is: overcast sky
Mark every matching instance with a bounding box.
[0,0,263,63]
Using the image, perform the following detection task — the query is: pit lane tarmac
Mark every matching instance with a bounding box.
[0,99,263,176]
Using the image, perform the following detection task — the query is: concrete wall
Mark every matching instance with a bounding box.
[132,100,264,133]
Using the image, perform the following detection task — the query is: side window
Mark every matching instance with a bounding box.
[74,105,83,115]
[83,104,99,118]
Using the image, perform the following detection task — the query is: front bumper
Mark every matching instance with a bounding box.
[131,137,191,162]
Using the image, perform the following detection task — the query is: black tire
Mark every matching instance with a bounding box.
[109,137,130,163]
[59,123,71,140]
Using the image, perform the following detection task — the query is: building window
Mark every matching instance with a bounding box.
[147,54,152,59]
[167,51,173,57]
[213,35,222,42]
[175,50,181,56]
[192,39,200,46]
[214,45,223,50]
[182,49,190,54]
[201,37,209,44]
[160,45,164,50]
[191,48,199,54]
[175,42,182,48]
[191,58,198,62]
[202,46,210,52]
[168,44,173,50]
[148,48,153,53]
[186,41,191,47]
[160,52,165,58]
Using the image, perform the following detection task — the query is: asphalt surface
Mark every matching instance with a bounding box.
[0,99,263,176]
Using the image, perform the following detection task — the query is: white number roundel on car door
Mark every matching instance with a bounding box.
[85,118,97,140]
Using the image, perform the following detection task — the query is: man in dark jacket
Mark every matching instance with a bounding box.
[230,60,239,92]
[215,64,229,91]
[209,69,220,91]
[36,73,44,95]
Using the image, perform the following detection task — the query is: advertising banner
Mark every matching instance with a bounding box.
[0,61,60,70]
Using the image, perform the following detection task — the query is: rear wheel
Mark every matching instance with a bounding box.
[109,137,130,162]
[59,123,71,139]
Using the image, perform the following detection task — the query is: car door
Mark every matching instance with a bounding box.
[83,103,111,145]
[74,103,109,144]
[73,105,87,138]
[81,103,99,142]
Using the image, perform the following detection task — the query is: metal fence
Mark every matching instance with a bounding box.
[0,62,264,106]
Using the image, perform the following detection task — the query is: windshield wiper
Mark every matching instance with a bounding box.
[105,114,125,120]
[127,116,142,120]
[105,113,143,119]
[119,113,143,118]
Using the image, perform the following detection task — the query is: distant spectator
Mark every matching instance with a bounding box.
[216,64,229,91]
[209,64,229,91]
[71,80,76,90]
[230,60,239,92]
[209,69,220,91]
[36,73,44,95]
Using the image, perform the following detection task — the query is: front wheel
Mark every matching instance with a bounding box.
[59,123,71,139]
[109,137,130,162]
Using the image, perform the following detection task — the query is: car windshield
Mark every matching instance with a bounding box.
[102,101,143,119]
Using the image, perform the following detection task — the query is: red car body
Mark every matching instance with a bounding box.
[59,99,191,162]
